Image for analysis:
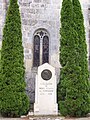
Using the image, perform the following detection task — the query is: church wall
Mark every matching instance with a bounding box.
[0,0,90,104]
[0,0,6,49]
[19,0,90,103]
[80,0,89,59]
[18,0,61,103]
[19,0,61,70]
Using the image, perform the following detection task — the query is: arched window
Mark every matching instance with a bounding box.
[42,36,49,64]
[33,35,40,67]
[33,29,49,67]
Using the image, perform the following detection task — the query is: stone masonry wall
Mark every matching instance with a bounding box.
[18,0,62,104]
[0,0,6,49]
[19,0,61,71]
[80,0,89,61]
[0,0,90,105]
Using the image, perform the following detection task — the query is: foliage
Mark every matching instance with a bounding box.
[58,0,90,117]
[0,0,30,117]
[0,50,1,70]
[59,0,73,67]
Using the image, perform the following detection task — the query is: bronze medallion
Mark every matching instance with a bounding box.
[41,69,52,80]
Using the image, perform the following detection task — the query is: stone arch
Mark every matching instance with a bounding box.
[27,23,56,67]
[33,28,50,67]
[33,28,50,37]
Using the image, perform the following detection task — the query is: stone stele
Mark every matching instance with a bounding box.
[34,63,58,115]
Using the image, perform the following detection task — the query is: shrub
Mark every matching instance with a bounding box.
[0,0,30,117]
[58,0,90,117]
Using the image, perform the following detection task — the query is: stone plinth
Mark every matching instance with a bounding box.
[34,63,58,115]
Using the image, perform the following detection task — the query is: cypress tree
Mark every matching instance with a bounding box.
[0,0,29,117]
[60,0,73,67]
[58,0,90,117]
[58,0,73,105]
[72,0,88,82]
[71,0,90,116]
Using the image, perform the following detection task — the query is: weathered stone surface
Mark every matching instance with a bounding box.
[25,69,37,104]
[34,0,42,3]
[22,19,38,26]
[0,0,90,104]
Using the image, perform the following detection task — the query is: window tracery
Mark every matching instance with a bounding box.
[33,29,49,67]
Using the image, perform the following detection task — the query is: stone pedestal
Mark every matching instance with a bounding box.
[34,63,58,115]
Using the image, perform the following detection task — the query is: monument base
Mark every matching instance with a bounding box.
[34,103,58,115]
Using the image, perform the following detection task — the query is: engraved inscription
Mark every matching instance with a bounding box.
[39,82,53,95]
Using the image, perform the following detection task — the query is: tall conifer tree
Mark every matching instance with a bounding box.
[71,0,90,116]
[0,0,29,117]
[60,0,73,67]
[58,0,90,117]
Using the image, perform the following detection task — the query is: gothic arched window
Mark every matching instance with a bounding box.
[33,35,40,67]
[42,36,49,64]
[33,29,49,67]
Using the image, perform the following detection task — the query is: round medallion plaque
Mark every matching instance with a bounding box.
[41,69,52,80]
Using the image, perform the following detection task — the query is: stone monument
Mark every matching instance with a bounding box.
[34,63,58,115]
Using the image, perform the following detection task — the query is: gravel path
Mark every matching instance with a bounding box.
[0,116,90,120]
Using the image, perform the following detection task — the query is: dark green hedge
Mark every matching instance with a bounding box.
[58,0,90,117]
[0,0,29,117]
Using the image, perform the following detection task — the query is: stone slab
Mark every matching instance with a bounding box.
[34,63,58,115]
